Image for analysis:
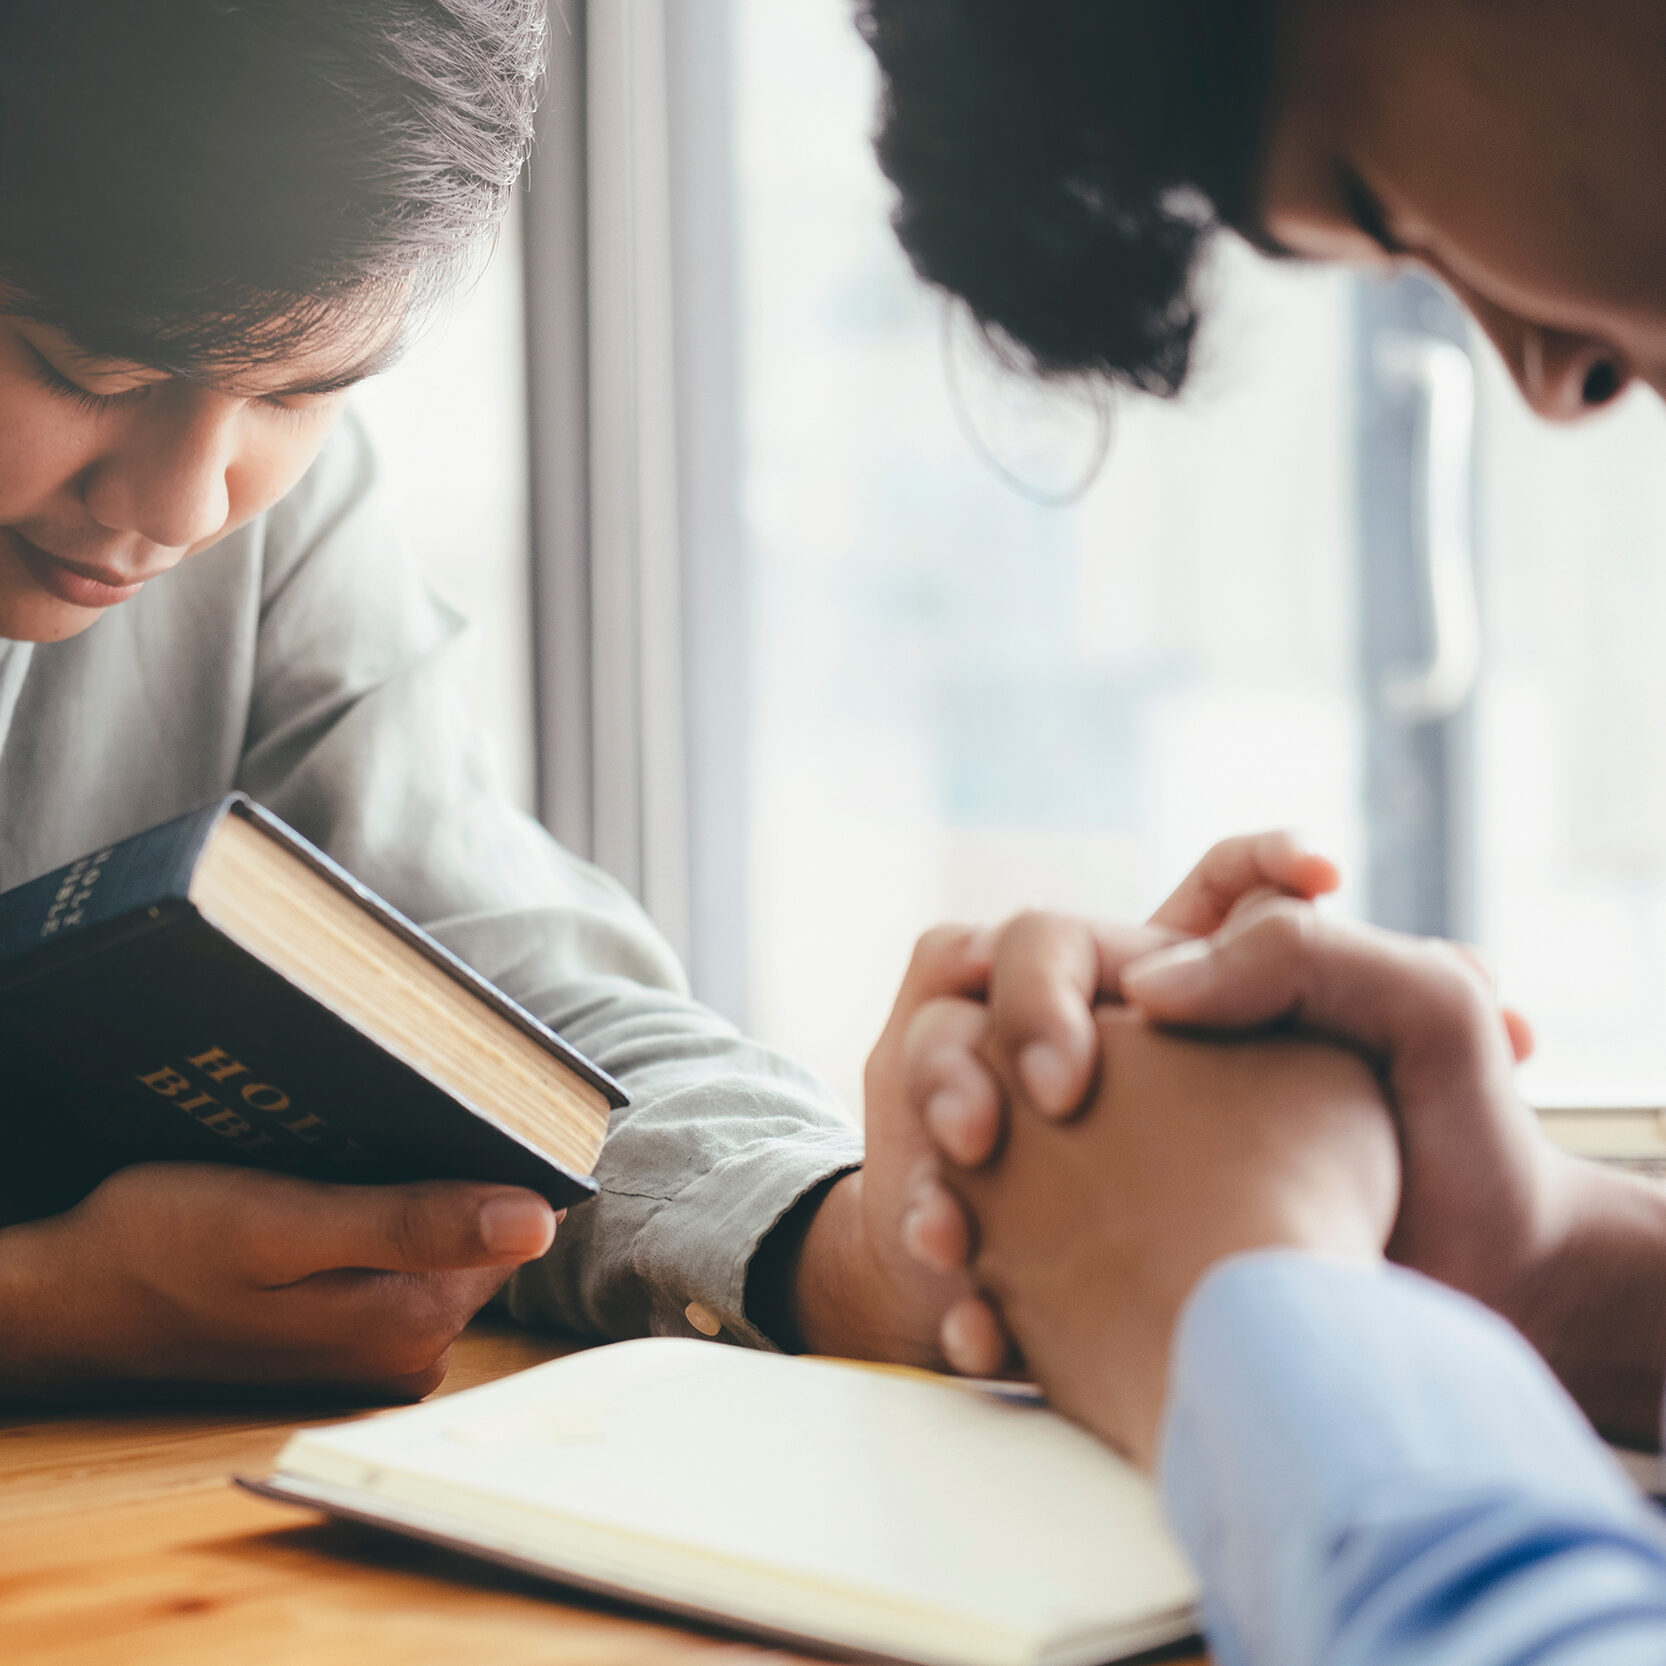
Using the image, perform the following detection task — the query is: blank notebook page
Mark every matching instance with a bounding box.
[272,1338,1199,1666]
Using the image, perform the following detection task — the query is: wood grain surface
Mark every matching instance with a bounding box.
[0,1320,1209,1666]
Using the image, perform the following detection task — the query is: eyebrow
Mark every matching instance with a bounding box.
[212,340,402,400]
[1335,164,1410,257]
[258,364,377,398]
[50,332,396,399]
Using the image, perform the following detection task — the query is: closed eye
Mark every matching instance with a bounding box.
[23,341,150,416]
[255,391,339,424]
[1335,165,1410,259]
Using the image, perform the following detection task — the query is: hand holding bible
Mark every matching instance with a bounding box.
[0,1164,557,1401]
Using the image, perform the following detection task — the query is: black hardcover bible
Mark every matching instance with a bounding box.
[0,796,623,1222]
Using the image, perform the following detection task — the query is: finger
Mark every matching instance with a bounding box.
[986,913,1178,1119]
[939,1294,1011,1377]
[1219,882,1285,926]
[247,1178,558,1285]
[266,1266,510,1382]
[373,1352,454,1402]
[903,996,1003,1167]
[887,924,997,1023]
[1121,898,1510,1079]
[1451,952,1535,1061]
[1503,1007,1535,1063]
[1149,830,1341,938]
[283,1264,512,1331]
[1450,943,1498,993]
[901,1176,975,1273]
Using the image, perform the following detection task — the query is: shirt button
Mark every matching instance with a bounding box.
[684,1302,722,1337]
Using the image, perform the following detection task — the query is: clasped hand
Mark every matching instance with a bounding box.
[890,833,1590,1464]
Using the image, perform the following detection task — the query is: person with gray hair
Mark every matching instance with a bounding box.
[0,0,1189,1403]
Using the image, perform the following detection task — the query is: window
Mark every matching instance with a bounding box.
[1474,358,1666,1100]
[733,0,1359,1111]
[354,208,536,813]
[526,1,1666,1118]
[727,1,1666,1112]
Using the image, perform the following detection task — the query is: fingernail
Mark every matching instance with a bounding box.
[924,1088,988,1166]
[1018,1042,1075,1114]
[1121,938,1216,1006]
[939,1302,975,1363]
[480,1195,555,1258]
[905,1185,973,1273]
[940,1298,1003,1377]
[900,1204,934,1266]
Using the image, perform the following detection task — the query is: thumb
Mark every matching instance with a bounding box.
[1148,830,1340,937]
[1119,896,1358,1032]
[1120,899,1514,1083]
[254,1178,557,1283]
[1118,932,1272,1030]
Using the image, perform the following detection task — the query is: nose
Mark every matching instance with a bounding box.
[1515,324,1629,421]
[1459,290,1630,422]
[82,386,235,552]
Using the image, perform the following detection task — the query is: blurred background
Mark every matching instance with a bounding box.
[360,0,1666,1117]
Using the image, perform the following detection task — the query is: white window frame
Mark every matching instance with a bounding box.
[524,0,749,1023]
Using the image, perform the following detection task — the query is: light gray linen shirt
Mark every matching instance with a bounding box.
[0,412,863,1348]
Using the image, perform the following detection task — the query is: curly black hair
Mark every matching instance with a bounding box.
[857,0,1278,397]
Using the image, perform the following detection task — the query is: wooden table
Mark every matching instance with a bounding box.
[0,1321,1208,1665]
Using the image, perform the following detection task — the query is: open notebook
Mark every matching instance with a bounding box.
[245,1338,1199,1666]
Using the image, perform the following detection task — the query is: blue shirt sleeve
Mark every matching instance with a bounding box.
[1159,1251,1666,1666]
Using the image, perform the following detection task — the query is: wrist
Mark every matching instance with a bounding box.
[0,1213,93,1397]
[790,1171,922,1363]
[744,1173,842,1353]
[1505,1153,1666,1446]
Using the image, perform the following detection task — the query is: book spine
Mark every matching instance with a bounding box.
[0,798,235,969]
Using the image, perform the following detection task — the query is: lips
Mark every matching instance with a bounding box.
[8,530,153,610]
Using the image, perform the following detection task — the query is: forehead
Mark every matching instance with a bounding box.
[1261,0,1666,279]
[1265,0,1660,172]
